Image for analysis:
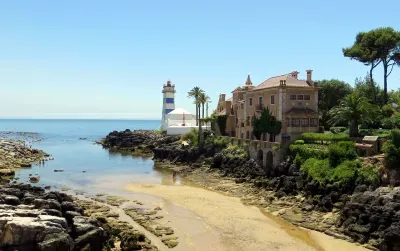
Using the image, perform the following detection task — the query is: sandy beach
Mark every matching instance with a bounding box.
[124,183,369,251]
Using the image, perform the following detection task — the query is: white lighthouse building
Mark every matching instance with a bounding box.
[161,80,176,130]
[160,80,207,135]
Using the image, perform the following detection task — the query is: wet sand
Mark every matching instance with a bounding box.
[124,183,369,251]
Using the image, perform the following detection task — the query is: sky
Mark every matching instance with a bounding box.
[0,0,399,119]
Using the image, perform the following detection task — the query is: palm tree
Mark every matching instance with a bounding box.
[187,87,204,126]
[329,93,378,137]
[198,92,211,122]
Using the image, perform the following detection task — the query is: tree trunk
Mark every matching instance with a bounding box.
[349,120,359,137]
[369,65,376,103]
[198,104,204,149]
[383,60,388,104]
[195,103,198,126]
[202,103,205,120]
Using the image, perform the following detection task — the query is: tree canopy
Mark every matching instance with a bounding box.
[343,27,400,104]
[317,79,352,128]
[328,93,379,137]
[252,107,282,140]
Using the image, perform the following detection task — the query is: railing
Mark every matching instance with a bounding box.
[256,104,264,111]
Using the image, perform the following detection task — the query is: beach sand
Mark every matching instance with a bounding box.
[124,183,369,251]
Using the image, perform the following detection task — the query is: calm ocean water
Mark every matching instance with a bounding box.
[0,119,175,193]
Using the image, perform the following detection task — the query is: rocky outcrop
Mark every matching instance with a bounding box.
[337,187,400,250]
[102,129,180,155]
[0,183,109,251]
[0,139,46,181]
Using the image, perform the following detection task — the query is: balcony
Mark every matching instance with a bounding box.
[256,104,264,111]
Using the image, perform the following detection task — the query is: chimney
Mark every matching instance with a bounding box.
[291,71,299,79]
[306,70,312,84]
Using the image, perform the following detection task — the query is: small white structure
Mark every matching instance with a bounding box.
[160,80,210,135]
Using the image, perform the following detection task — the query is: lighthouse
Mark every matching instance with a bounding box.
[161,80,176,130]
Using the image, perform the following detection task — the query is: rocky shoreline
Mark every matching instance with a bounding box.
[104,129,400,251]
[0,183,110,250]
[0,138,47,182]
[0,133,164,251]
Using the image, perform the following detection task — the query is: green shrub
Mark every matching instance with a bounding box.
[222,144,248,159]
[359,128,391,139]
[301,158,331,184]
[331,160,359,185]
[330,127,347,134]
[383,129,400,169]
[289,144,329,161]
[295,140,304,145]
[206,136,230,148]
[181,128,198,146]
[356,166,380,187]
[328,141,357,167]
[301,133,349,144]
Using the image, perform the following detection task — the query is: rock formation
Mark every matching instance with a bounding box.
[0,183,109,251]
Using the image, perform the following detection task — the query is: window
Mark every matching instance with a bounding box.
[282,134,291,142]
[249,97,253,106]
[290,95,296,100]
[286,119,291,127]
[246,116,251,126]
[165,98,174,104]
[297,95,304,100]
[310,118,318,127]
[301,118,309,127]
[271,95,275,104]
[240,103,244,109]
[291,118,300,127]
[304,95,311,100]
[259,96,263,105]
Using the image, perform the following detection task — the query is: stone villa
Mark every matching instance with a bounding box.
[216,70,319,144]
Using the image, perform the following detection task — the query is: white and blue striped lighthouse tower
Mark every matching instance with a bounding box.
[161,80,176,130]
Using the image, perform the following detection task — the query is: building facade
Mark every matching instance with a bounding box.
[216,70,319,143]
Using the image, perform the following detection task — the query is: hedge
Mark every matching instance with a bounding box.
[301,132,349,144]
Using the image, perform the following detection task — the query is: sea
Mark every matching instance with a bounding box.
[0,119,177,194]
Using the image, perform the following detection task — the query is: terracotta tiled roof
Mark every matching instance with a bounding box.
[251,74,311,91]
[285,107,317,115]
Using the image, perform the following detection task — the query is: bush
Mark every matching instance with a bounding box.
[289,144,329,162]
[295,140,304,145]
[331,160,359,186]
[301,158,331,184]
[383,129,400,169]
[206,136,230,148]
[356,166,380,187]
[359,128,391,139]
[181,128,198,146]
[301,132,349,144]
[221,144,248,159]
[328,141,357,167]
[330,127,347,134]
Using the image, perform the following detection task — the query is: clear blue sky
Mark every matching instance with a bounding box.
[1,0,399,119]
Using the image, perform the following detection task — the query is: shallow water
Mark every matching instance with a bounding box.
[0,119,177,189]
